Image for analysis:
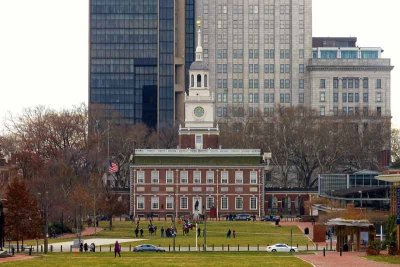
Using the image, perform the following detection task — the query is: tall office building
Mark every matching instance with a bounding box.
[196,0,312,118]
[89,0,195,128]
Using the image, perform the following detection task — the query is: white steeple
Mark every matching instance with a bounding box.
[195,18,203,61]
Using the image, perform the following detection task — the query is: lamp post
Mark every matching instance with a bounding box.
[358,190,363,208]
[38,192,49,254]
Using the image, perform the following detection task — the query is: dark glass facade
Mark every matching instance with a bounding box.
[185,0,195,93]
[89,0,183,128]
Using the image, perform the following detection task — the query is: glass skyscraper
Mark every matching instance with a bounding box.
[89,0,193,128]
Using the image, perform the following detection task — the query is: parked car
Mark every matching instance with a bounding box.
[133,244,165,252]
[266,244,298,253]
[261,215,277,222]
[234,214,252,221]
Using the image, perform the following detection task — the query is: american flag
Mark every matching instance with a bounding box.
[108,161,118,173]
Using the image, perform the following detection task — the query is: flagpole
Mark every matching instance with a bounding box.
[107,120,110,161]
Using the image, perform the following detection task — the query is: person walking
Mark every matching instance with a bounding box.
[140,228,144,237]
[161,227,165,238]
[114,241,121,257]
[84,243,88,252]
[233,230,236,238]
[226,229,231,238]
[197,227,201,237]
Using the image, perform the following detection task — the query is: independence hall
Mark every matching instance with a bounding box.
[129,25,269,219]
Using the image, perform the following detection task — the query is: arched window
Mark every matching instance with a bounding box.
[204,75,208,87]
[191,75,194,87]
[197,74,202,88]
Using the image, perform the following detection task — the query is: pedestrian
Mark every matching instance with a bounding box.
[161,227,165,238]
[79,242,83,252]
[84,243,88,252]
[197,227,201,237]
[140,228,144,237]
[134,227,139,238]
[114,241,121,257]
[233,230,236,238]
[226,229,231,238]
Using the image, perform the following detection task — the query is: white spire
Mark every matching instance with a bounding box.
[195,18,203,61]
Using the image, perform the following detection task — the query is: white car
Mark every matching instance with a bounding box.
[266,244,298,253]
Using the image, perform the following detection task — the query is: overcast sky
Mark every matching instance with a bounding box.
[0,0,399,132]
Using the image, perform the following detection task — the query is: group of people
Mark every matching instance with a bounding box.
[79,242,96,252]
[226,229,237,238]
[160,226,176,238]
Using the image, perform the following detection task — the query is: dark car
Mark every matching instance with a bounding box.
[234,214,252,221]
[261,215,277,222]
[133,244,165,252]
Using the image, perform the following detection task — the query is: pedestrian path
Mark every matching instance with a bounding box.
[297,251,393,267]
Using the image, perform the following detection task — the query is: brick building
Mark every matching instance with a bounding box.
[129,25,270,219]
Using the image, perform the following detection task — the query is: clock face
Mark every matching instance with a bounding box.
[194,106,205,118]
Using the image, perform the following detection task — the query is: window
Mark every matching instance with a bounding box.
[299,64,304,73]
[363,93,369,103]
[320,79,326,89]
[299,49,304,59]
[180,197,188,209]
[207,171,214,184]
[137,196,144,210]
[333,93,338,103]
[221,171,228,184]
[235,171,243,184]
[206,197,214,209]
[299,79,304,89]
[137,171,145,184]
[333,78,339,89]
[342,93,347,103]
[193,171,201,184]
[166,196,174,210]
[299,93,304,104]
[320,106,325,116]
[320,92,326,102]
[355,93,359,103]
[166,171,174,184]
[264,49,274,59]
[348,93,353,102]
[235,197,243,210]
[250,171,257,184]
[280,49,290,59]
[377,107,382,116]
[221,196,228,210]
[151,196,159,210]
[180,171,188,184]
[376,79,382,89]
[250,197,257,210]
[376,92,382,102]
[151,171,159,184]
[233,49,243,59]
[280,64,290,73]
[363,78,369,89]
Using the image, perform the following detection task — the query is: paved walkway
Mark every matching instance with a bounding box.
[60,227,103,239]
[297,251,396,267]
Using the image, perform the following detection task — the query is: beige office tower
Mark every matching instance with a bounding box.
[196,0,312,118]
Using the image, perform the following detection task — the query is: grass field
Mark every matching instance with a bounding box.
[92,220,312,247]
[365,255,400,265]
[0,252,312,267]
[21,220,312,248]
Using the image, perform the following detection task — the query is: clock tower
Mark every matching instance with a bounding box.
[179,18,219,149]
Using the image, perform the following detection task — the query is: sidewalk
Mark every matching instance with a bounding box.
[0,255,35,264]
[60,227,103,239]
[297,251,393,267]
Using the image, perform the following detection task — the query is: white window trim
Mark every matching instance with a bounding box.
[235,171,243,184]
[193,171,202,184]
[250,171,258,184]
[166,196,174,210]
[250,197,257,210]
[235,197,243,210]
[151,170,159,184]
[221,171,229,184]
[180,197,188,210]
[137,196,145,210]
[166,171,174,184]
[180,171,188,184]
[221,196,228,210]
[206,197,214,210]
[137,171,145,184]
[207,171,214,184]
[151,196,159,210]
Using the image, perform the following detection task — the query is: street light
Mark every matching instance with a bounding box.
[0,199,5,251]
[358,190,363,208]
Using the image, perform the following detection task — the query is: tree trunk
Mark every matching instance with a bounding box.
[109,214,113,231]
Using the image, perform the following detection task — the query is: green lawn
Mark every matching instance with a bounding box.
[91,220,312,247]
[21,220,312,248]
[0,252,312,267]
[365,255,400,265]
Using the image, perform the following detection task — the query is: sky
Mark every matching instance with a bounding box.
[0,0,399,132]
